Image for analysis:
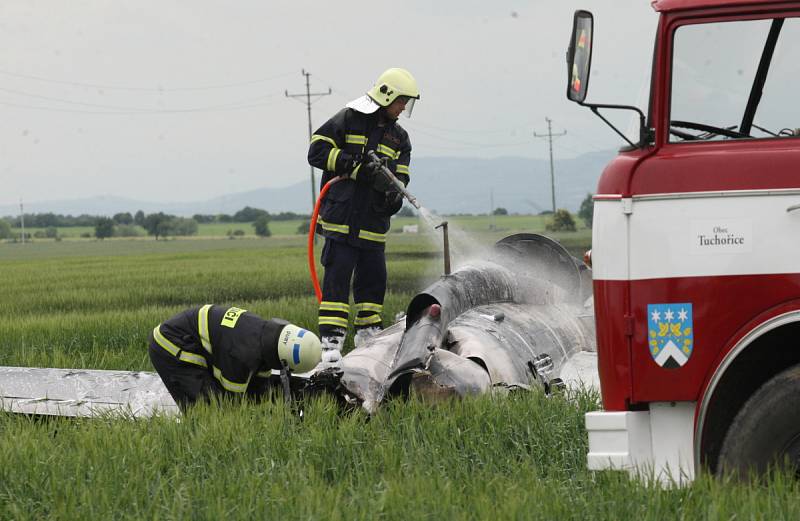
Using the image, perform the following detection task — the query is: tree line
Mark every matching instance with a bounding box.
[1,207,309,229]
[1,199,594,241]
[0,206,310,241]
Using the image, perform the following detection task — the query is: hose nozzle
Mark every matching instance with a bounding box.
[366,150,422,210]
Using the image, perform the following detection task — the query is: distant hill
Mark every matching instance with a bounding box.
[1,151,615,218]
[407,151,614,215]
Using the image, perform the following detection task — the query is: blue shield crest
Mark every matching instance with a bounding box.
[647,303,694,369]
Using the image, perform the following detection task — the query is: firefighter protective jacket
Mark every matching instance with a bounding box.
[308,107,412,250]
[151,305,288,396]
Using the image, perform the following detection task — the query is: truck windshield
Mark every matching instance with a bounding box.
[669,17,800,142]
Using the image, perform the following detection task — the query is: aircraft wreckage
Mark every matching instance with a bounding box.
[0,234,598,418]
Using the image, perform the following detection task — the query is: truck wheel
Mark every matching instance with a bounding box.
[717,364,800,477]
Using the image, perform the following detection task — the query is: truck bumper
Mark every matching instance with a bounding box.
[586,402,696,484]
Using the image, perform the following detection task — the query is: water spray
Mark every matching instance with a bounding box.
[365,150,457,274]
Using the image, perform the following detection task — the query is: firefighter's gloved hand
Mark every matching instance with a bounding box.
[385,190,404,215]
[340,152,363,177]
[372,164,397,193]
[356,155,382,184]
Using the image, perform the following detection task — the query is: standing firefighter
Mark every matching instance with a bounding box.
[308,67,420,367]
[149,305,321,410]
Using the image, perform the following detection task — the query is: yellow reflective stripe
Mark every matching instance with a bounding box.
[212,366,249,393]
[345,134,367,145]
[318,218,349,234]
[153,326,180,356]
[354,314,382,326]
[358,229,387,243]
[310,134,338,147]
[178,351,208,368]
[256,370,272,378]
[396,164,410,175]
[355,302,383,312]
[319,316,349,328]
[351,163,362,180]
[320,301,350,313]
[198,304,212,354]
[333,148,342,170]
[327,148,342,171]
[153,326,208,368]
[377,144,400,159]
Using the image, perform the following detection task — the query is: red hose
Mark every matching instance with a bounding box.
[308,176,344,303]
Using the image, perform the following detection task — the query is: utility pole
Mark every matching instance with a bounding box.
[285,69,332,214]
[489,189,495,231]
[19,198,25,244]
[534,117,567,213]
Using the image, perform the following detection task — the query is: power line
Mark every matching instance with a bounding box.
[0,86,280,113]
[551,139,610,156]
[534,117,567,213]
[412,121,530,136]
[0,97,281,115]
[412,140,530,153]
[285,69,331,214]
[562,126,617,152]
[0,68,295,92]
[411,126,529,148]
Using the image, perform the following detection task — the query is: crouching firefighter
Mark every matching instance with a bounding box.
[308,67,420,368]
[148,305,321,411]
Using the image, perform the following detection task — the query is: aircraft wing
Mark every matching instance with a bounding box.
[0,367,179,418]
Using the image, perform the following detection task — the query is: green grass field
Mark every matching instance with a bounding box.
[2,226,798,519]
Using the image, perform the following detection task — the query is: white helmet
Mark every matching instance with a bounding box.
[368,68,420,107]
[348,68,421,117]
[277,324,322,373]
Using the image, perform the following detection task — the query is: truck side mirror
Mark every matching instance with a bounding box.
[566,10,593,104]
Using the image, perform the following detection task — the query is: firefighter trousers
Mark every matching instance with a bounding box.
[318,238,386,337]
[148,341,222,411]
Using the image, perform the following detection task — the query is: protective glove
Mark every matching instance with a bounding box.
[372,164,397,193]
[339,152,363,177]
[355,155,383,184]
[384,190,404,215]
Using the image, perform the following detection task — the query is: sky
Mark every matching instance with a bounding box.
[0,1,657,207]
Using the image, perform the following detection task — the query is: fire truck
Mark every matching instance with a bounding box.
[567,0,800,480]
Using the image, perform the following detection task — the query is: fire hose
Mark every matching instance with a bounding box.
[307,152,423,302]
[307,176,343,303]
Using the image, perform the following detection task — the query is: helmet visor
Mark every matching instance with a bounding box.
[402,97,416,118]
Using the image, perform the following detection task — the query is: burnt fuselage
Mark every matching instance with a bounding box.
[336,234,596,413]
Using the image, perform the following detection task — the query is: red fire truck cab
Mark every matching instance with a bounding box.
[568,0,800,480]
